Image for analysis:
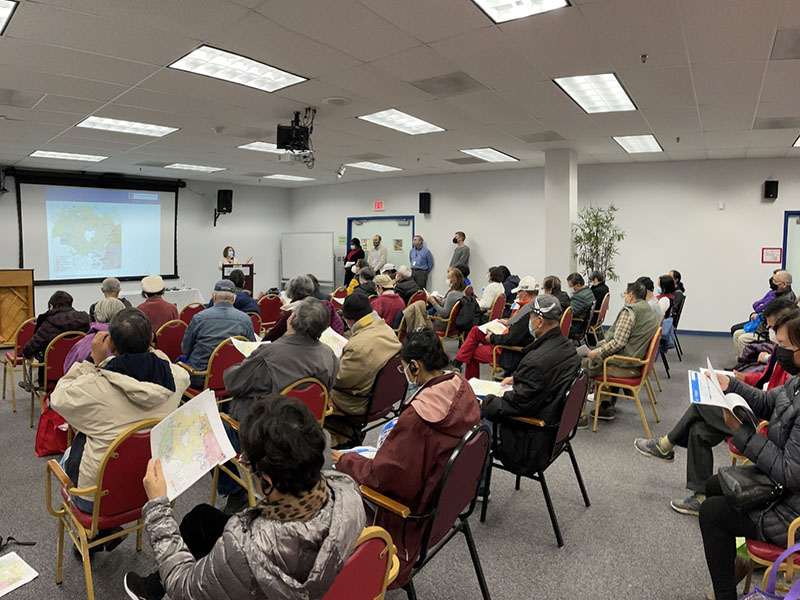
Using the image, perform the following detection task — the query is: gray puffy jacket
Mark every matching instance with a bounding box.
[728,376,800,544]
[142,471,366,600]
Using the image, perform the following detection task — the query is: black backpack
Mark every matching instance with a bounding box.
[455,295,479,333]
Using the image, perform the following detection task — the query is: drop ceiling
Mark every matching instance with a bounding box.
[1,0,799,187]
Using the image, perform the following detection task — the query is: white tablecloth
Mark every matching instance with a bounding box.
[120,288,205,310]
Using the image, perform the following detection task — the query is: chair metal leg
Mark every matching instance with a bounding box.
[538,472,564,547]
[644,380,660,423]
[462,519,492,600]
[651,367,662,392]
[78,528,95,600]
[210,465,220,506]
[480,457,493,523]
[9,362,16,412]
[660,351,671,379]
[514,475,521,491]
[404,579,418,600]
[136,519,143,551]
[632,390,652,439]
[592,384,604,432]
[674,332,683,361]
[30,386,36,428]
[566,442,590,507]
[56,518,65,584]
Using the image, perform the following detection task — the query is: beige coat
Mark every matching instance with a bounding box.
[330,312,402,415]
[51,350,190,499]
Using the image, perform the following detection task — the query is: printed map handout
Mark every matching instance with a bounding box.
[320,327,348,358]
[478,319,507,336]
[469,378,512,398]
[232,338,270,358]
[0,552,38,597]
[150,389,236,501]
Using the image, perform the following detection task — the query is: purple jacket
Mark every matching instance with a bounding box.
[753,289,776,313]
[63,323,111,373]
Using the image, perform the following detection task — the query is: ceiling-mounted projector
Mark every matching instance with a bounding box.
[276,107,316,168]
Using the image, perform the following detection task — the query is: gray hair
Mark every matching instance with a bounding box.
[397,265,412,279]
[214,290,236,303]
[290,297,330,340]
[359,267,375,282]
[286,275,314,301]
[94,297,126,323]
[101,277,121,293]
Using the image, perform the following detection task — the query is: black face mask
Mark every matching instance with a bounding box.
[776,345,800,375]
[452,237,458,244]
[770,277,779,291]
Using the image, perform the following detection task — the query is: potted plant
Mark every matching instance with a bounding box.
[572,204,625,281]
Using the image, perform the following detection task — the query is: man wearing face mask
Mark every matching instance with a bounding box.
[367,234,387,272]
[449,231,470,268]
[635,298,800,517]
[482,295,581,475]
[732,270,795,361]
[409,234,434,289]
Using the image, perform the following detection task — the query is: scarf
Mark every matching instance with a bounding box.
[260,478,328,522]
[104,352,176,392]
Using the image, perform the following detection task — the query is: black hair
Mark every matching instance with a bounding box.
[49,290,73,309]
[108,308,152,354]
[488,266,504,283]
[498,265,511,281]
[636,276,654,292]
[626,281,647,301]
[306,273,321,292]
[763,297,798,319]
[350,238,361,247]
[356,258,369,269]
[401,328,449,371]
[591,271,605,284]
[455,263,470,278]
[239,395,325,497]
[567,272,585,287]
[542,275,562,294]
[359,266,375,281]
[658,275,675,295]
[228,269,245,289]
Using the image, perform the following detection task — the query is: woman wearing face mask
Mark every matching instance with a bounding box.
[343,238,364,286]
[218,246,252,272]
[428,267,467,328]
[698,314,800,600]
[332,328,480,590]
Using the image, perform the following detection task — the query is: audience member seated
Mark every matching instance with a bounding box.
[730,270,781,337]
[735,300,796,374]
[482,295,581,473]
[566,272,595,335]
[264,275,344,342]
[52,308,189,517]
[478,266,506,312]
[350,266,377,298]
[125,395,366,600]
[22,290,90,389]
[697,315,800,600]
[732,270,795,361]
[499,265,520,311]
[325,294,402,447]
[380,263,397,278]
[636,276,663,321]
[344,237,365,287]
[588,271,610,345]
[307,273,328,300]
[454,263,471,286]
[428,267,467,328]
[63,297,126,373]
[541,275,570,312]
[452,276,538,379]
[181,280,255,388]
[657,274,676,318]
[346,259,369,295]
[137,275,179,334]
[669,269,685,293]
[634,299,799,516]
[371,274,406,326]
[394,265,421,304]
[333,328,481,589]
[206,269,259,313]
[89,277,131,321]
[579,281,658,424]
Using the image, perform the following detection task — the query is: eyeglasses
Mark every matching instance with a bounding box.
[0,536,36,550]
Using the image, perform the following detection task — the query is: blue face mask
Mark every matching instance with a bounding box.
[528,319,536,338]
[403,363,416,387]
[350,244,355,250]
[656,287,662,295]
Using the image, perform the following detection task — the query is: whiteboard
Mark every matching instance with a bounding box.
[349,216,415,271]
[280,232,334,283]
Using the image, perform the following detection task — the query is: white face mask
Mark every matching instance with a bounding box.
[351,265,358,274]
[227,251,234,258]
[769,329,777,342]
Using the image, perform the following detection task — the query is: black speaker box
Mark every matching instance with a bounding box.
[419,192,431,214]
[764,180,779,200]
[217,189,233,213]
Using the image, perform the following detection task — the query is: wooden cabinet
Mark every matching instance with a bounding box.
[0,269,35,346]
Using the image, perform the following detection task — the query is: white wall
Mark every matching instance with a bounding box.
[0,176,290,315]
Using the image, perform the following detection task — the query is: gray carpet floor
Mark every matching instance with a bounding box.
[0,334,739,600]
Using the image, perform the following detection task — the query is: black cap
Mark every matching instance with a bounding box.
[342,293,372,321]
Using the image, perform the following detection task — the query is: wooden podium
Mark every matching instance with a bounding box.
[0,269,35,347]
[222,264,254,295]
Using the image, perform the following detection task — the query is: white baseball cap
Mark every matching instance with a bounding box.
[511,276,539,293]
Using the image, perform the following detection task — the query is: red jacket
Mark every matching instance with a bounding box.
[743,361,789,390]
[337,372,481,588]
[371,292,406,327]
[137,296,178,333]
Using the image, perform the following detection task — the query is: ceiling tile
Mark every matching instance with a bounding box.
[590,111,653,136]
[319,63,434,105]
[692,61,766,107]
[644,105,702,136]
[760,60,800,103]
[360,0,489,43]
[371,46,459,82]
[35,95,105,115]
[445,91,535,124]
[621,67,696,108]
[0,64,128,102]
[699,104,756,131]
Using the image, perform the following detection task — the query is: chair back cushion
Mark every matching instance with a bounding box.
[596,293,610,325]
[179,303,204,325]
[555,370,589,446]
[642,327,663,378]
[98,428,152,516]
[15,319,36,358]
[672,292,686,328]
[45,332,85,384]
[464,285,474,297]
[206,338,245,390]
[282,378,328,422]
[247,312,262,335]
[258,295,283,327]
[367,354,408,422]
[155,320,187,362]
[559,307,573,337]
[488,294,505,321]
[442,301,461,338]
[322,528,392,600]
[408,290,427,306]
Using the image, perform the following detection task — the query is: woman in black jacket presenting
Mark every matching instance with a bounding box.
[343,237,364,286]
[700,314,800,599]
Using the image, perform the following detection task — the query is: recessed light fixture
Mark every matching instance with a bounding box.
[0,0,17,36]
[164,163,226,173]
[459,147,519,162]
[76,116,179,137]
[29,150,107,162]
[345,161,402,172]
[169,45,306,93]
[237,141,287,154]
[264,174,315,181]
[613,135,663,153]
[472,0,569,23]
[358,109,444,135]
[554,73,636,113]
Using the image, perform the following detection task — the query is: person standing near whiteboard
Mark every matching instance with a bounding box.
[218,245,252,272]
[449,231,470,268]
[368,234,387,272]
[409,234,434,289]
[344,237,365,286]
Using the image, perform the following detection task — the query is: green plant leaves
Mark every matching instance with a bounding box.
[572,204,625,282]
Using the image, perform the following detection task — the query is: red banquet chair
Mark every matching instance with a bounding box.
[258,294,283,331]
[431,301,462,348]
[744,517,800,594]
[407,290,427,307]
[2,316,36,413]
[281,377,331,426]
[178,302,204,325]
[559,306,573,337]
[28,330,85,428]
[45,418,159,600]
[178,336,248,403]
[154,319,187,362]
[322,526,399,600]
[247,311,262,337]
[487,293,505,322]
[588,292,610,343]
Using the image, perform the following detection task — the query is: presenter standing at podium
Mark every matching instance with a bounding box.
[218,245,252,272]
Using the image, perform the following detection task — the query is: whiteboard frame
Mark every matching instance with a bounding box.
[347,215,416,261]
[279,231,335,288]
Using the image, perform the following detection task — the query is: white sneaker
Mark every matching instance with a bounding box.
[586,392,595,403]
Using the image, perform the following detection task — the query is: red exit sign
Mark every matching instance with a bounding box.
[373,200,385,211]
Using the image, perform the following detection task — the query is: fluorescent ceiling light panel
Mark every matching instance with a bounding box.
[164,163,226,173]
[264,174,315,181]
[238,141,287,154]
[472,0,568,23]
[459,147,519,162]
[345,161,402,172]
[76,116,179,137]
[0,0,18,36]
[613,135,663,153]
[169,45,306,93]
[554,73,636,113]
[29,150,107,162]
[358,109,444,135]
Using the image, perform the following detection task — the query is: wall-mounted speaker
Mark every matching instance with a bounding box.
[217,189,233,213]
[764,180,779,200]
[419,191,431,214]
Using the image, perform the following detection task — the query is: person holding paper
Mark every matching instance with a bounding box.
[343,237,364,286]
[428,267,467,326]
[697,316,800,600]
[125,395,366,600]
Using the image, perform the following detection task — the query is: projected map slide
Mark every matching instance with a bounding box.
[46,186,161,280]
